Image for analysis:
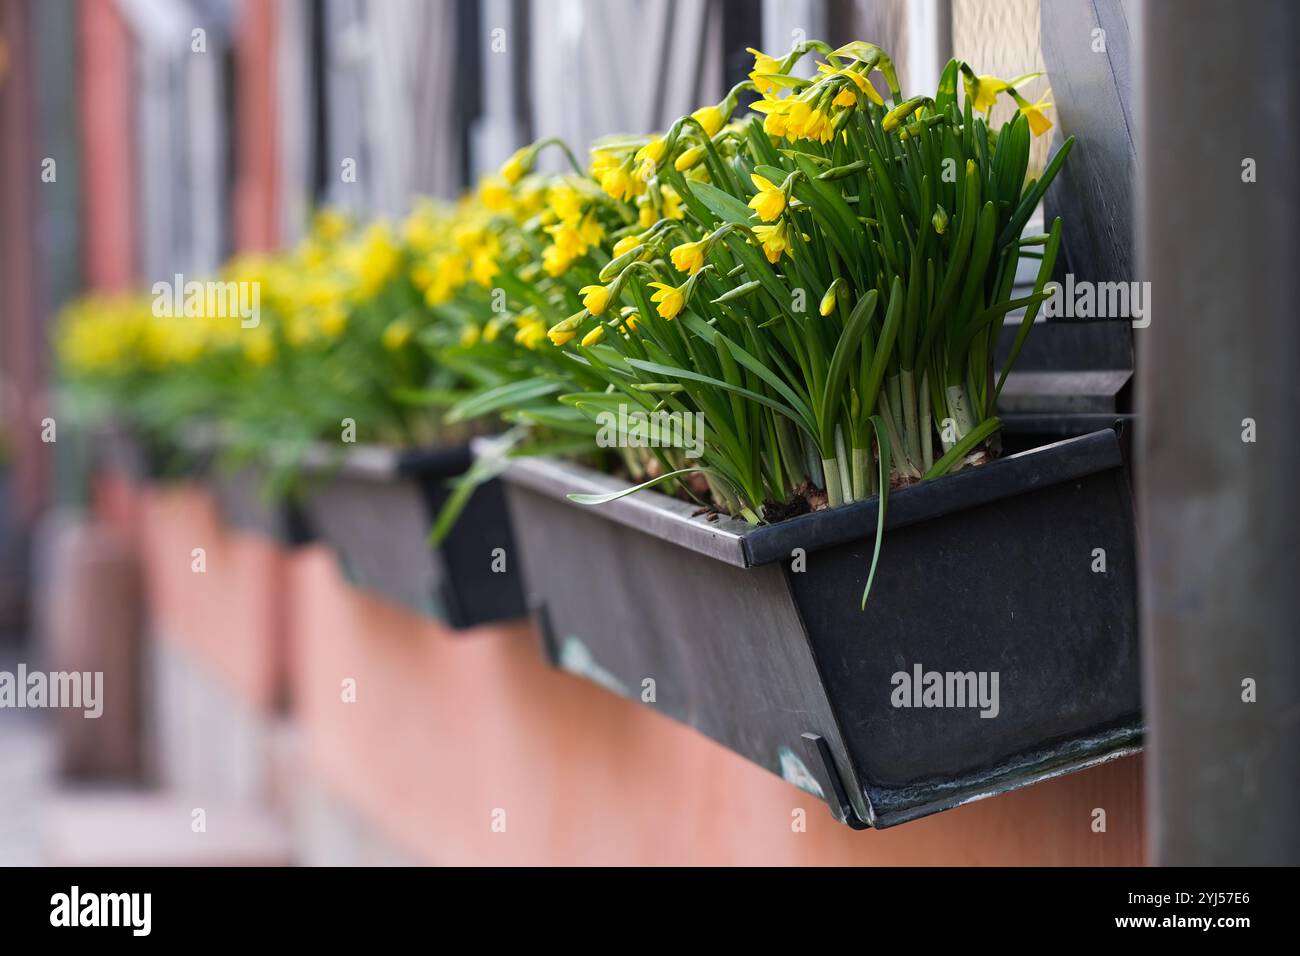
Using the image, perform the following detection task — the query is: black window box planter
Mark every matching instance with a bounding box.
[497,429,1141,828]
[212,463,317,549]
[297,443,526,630]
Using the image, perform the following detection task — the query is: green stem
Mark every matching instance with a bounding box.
[822,457,843,507]
[851,446,869,501]
[835,426,853,504]
[887,373,905,441]
[945,383,976,440]
[706,473,742,516]
[877,393,919,478]
[775,416,805,493]
[919,372,934,473]
[900,368,922,471]
[805,436,825,490]
[536,136,585,176]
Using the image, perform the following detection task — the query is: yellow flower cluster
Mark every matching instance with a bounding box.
[747,54,886,143]
[60,36,1062,450]
[59,205,422,380]
[541,182,606,278]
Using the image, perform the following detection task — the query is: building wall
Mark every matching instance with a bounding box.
[286,543,1144,865]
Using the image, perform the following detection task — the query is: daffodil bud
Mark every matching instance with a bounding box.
[711,279,762,305]
[500,146,535,184]
[630,382,685,394]
[612,235,642,258]
[882,95,929,133]
[932,205,949,236]
[819,280,842,317]
[547,311,586,346]
[580,325,606,348]
[691,105,725,137]
[816,159,869,181]
[599,244,642,282]
[617,308,641,335]
[675,145,706,172]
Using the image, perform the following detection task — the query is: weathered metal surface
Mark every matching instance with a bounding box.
[503,430,1141,827]
[1138,0,1300,865]
[211,464,313,548]
[498,450,753,567]
[299,443,526,629]
[1040,0,1138,286]
[513,479,862,817]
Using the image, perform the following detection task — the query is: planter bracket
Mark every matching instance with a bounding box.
[800,733,869,830]
[531,600,561,668]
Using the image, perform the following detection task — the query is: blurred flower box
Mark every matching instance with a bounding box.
[208,461,311,548]
[499,428,1140,828]
[298,443,525,629]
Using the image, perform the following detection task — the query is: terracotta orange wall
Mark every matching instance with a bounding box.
[139,483,286,713]
[1,0,49,521]
[232,0,279,252]
[78,0,136,291]
[290,547,1145,866]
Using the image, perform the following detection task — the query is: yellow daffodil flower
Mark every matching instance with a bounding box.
[600,163,638,202]
[382,318,413,350]
[750,98,790,137]
[747,174,786,222]
[319,302,347,338]
[746,48,782,95]
[660,184,685,220]
[352,222,401,298]
[478,177,513,212]
[1015,91,1055,137]
[515,315,547,349]
[542,245,574,277]
[548,184,584,226]
[817,63,885,106]
[243,329,274,366]
[579,283,612,315]
[753,220,790,263]
[648,280,687,320]
[670,239,707,275]
[635,137,667,167]
[471,250,498,286]
[311,208,350,242]
[578,211,605,247]
[964,74,1008,113]
[500,146,533,184]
